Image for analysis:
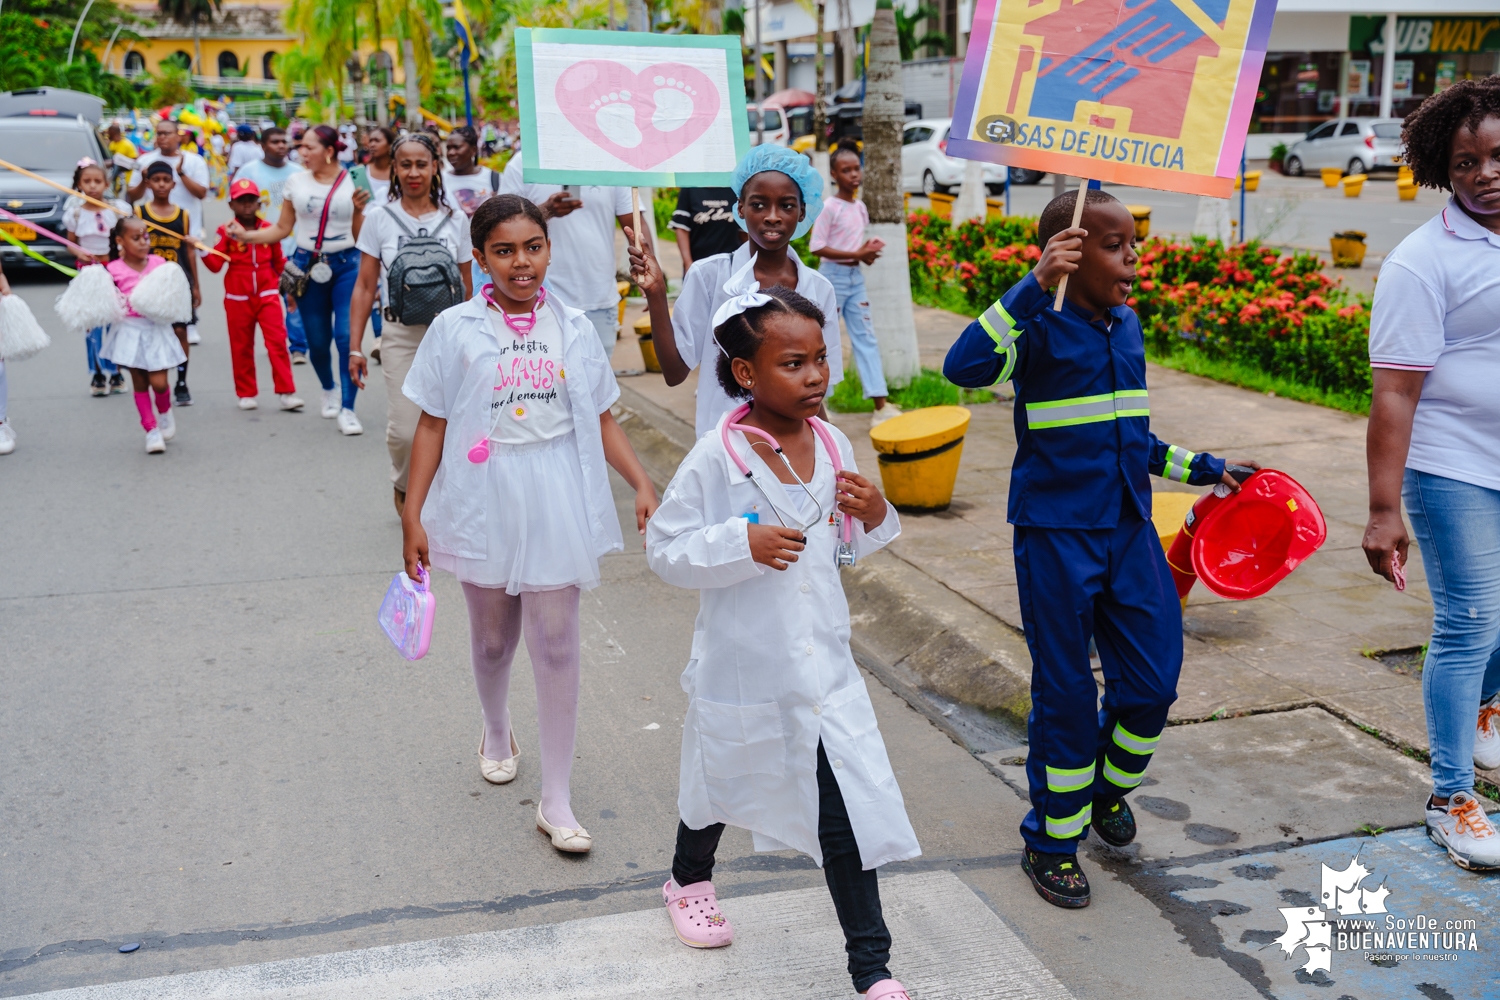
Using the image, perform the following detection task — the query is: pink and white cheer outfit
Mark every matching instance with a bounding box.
[100,256,187,372]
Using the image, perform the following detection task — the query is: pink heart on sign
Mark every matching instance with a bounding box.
[555,60,721,171]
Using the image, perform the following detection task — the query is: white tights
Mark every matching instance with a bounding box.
[461,583,583,830]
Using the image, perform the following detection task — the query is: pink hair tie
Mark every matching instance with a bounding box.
[76,157,98,168]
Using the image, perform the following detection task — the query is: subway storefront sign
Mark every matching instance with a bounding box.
[1350,16,1500,55]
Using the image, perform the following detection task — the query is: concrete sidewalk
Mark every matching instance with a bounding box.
[609,297,1490,788]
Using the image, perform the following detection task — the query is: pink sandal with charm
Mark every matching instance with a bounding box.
[662,879,734,948]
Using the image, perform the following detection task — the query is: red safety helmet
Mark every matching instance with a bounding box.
[1189,469,1326,600]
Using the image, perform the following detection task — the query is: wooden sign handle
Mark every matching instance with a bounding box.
[630,186,643,253]
[1052,179,1090,312]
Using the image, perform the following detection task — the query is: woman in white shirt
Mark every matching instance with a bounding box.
[228,124,370,436]
[349,133,473,515]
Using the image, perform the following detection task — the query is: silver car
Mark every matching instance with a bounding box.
[1283,117,1404,177]
[901,118,1044,195]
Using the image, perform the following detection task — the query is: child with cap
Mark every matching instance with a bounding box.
[628,144,842,438]
[944,188,1258,908]
[203,178,302,411]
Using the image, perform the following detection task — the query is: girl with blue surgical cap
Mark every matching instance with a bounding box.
[628,145,843,438]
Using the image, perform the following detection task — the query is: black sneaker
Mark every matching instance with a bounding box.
[91,373,108,397]
[1022,848,1090,908]
[1091,796,1137,847]
[108,372,126,394]
[175,383,193,406]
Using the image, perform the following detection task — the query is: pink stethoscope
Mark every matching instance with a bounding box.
[468,284,548,464]
[722,402,857,566]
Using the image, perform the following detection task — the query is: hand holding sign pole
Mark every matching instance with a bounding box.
[1052,178,1089,311]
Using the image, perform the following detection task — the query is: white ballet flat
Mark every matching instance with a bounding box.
[537,805,593,854]
[478,731,521,785]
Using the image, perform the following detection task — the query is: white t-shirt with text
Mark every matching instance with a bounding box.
[486,303,574,445]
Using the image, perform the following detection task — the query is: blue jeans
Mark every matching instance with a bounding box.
[284,294,307,354]
[1403,469,1500,797]
[820,261,887,399]
[292,246,360,409]
[86,326,118,375]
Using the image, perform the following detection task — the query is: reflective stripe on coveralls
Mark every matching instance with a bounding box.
[1045,802,1093,839]
[1025,389,1150,429]
[978,300,1021,384]
[1112,721,1162,754]
[1163,444,1196,484]
[1045,763,1095,794]
[1102,756,1146,790]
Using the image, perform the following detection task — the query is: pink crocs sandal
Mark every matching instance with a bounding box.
[663,878,734,949]
[864,980,911,999]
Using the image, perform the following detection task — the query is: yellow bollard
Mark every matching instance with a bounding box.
[617,280,631,329]
[1243,170,1261,192]
[1397,179,1418,201]
[927,191,955,219]
[633,312,661,373]
[985,196,1005,221]
[1151,492,1199,552]
[1125,204,1151,240]
[1330,230,1367,268]
[870,406,971,513]
[1321,167,1343,188]
[1398,165,1413,184]
[1342,173,1367,197]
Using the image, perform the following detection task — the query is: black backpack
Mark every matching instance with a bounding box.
[382,207,464,327]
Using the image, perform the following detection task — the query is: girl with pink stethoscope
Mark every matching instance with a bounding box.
[400,194,657,855]
[645,268,920,1000]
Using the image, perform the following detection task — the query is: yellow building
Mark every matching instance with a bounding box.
[102,1,401,86]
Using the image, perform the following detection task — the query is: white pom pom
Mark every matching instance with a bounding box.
[128,262,193,324]
[53,263,125,332]
[0,294,52,361]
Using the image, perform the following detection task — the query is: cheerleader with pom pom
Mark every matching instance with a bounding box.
[62,158,130,395]
[99,216,190,454]
[0,258,53,454]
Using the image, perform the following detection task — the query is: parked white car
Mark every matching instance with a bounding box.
[901,117,1044,194]
[1282,117,1404,177]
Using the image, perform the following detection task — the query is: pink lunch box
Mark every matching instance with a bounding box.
[378,565,435,660]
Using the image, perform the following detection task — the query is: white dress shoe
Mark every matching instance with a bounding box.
[537,805,592,853]
[320,388,339,418]
[337,408,363,435]
[238,396,259,410]
[479,731,521,785]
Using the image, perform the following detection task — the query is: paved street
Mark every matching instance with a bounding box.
[3,199,1497,1000]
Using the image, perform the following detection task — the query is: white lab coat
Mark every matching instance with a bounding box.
[646,412,921,869]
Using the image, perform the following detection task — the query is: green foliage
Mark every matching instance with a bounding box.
[1269,142,1288,162]
[145,60,196,107]
[789,230,820,269]
[653,186,677,237]
[829,366,995,413]
[0,0,141,104]
[893,3,951,60]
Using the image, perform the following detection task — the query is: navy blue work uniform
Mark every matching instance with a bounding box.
[944,271,1225,853]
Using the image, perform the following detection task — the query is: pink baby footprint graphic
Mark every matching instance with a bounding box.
[557,60,721,170]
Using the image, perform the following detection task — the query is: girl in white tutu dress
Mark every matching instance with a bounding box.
[401,195,659,854]
[100,216,190,454]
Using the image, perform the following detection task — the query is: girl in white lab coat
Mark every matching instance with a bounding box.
[402,195,659,855]
[645,277,919,1000]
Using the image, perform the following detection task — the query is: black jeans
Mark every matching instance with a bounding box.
[673,741,893,992]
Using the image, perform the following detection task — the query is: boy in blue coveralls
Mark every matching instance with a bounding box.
[944,189,1257,908]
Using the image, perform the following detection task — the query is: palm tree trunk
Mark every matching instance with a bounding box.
[860,0,919,387]
[401,35,420,129]
[193,15,202,75]
[813,0,826,151]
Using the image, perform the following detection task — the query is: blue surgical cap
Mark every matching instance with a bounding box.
[730,144,825,242]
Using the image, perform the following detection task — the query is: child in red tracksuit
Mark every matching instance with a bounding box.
[205,178,303,411]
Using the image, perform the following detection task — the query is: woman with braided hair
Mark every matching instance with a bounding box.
[350,132,474,515]
[1364,76,1500,873]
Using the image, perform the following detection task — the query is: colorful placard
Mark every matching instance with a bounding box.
[515,29,750,187]
[948,0,1279,198]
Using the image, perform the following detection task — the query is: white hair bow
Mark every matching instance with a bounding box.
[710,254,772,332]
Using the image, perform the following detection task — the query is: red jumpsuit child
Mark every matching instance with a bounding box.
[204,179,296,401]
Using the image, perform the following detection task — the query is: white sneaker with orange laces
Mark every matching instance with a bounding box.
[1426,790,1500,870]
[1474,694,1500,771]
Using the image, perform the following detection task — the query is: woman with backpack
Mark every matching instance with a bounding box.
[350,133,473,515]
